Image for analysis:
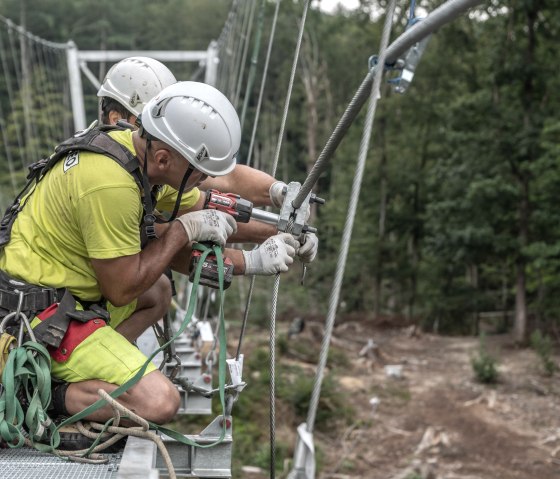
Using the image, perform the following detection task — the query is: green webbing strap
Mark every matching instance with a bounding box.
[51,243,229,451]
[153,243,228,444]
[0,341,60,450]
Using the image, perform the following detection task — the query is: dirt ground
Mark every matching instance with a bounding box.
[268,316,560,479]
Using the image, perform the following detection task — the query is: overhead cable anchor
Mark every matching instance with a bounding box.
[369,18,432,95]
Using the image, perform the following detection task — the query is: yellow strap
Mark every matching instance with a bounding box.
[0,332,16,380]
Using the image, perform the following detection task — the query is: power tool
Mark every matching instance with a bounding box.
[188,190,253,289]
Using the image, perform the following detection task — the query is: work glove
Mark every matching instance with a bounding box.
[176,210,237,247]
[297,232,318,263]
[269,181,287,208]
[242,233,299,275]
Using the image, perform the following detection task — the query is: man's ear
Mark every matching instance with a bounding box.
[153,148,172,172]
[108,110,123,126]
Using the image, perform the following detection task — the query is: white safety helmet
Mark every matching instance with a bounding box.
[140,81,241,177]
[97,57,177,117]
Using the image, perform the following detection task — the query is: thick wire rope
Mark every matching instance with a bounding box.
[266,2,310,477]
[245,0,281,167]
[291,0,484,209]
[0,15,67,50]
[234,0,279,365]
[304,0,397,435]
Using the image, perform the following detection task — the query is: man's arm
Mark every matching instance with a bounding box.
[91,220,190,306]
[199,164,279,207]
[92,211,236,306]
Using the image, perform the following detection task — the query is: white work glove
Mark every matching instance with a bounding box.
[298,232,318,263]
[269,181,287,208]
[176,210,237,246]
[242,233,299,275]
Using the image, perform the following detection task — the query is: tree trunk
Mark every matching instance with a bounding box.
[514,259,527,343]
[513,4,538,344]
[374,117,388,318]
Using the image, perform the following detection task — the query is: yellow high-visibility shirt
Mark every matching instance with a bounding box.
[0,129,199,302]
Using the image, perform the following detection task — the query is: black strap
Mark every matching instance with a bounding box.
[0,288,61,313]
[32,290,77,349]
[0,125,153,249]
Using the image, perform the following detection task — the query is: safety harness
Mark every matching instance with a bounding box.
[0,123,157,354]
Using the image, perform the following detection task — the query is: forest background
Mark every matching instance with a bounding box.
[0,0,557,347]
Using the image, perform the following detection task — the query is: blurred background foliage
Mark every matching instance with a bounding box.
[0,0,559,342]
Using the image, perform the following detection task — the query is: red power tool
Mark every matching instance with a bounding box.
[188,190,254,289]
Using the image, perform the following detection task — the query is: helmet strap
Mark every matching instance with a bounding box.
[141,138,157,240]
[160,165,195,223]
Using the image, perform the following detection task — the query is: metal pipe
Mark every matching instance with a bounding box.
[66,40,86,131]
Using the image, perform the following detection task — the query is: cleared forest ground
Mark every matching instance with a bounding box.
[240,316,560,479]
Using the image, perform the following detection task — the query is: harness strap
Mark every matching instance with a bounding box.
[0,125,156,249]
[0,288,61,314]
[32,290,77,349]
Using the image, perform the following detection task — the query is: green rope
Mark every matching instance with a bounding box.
[0,340,60,450]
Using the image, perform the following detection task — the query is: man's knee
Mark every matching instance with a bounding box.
[133,372,180,424]
[149,378,180,424]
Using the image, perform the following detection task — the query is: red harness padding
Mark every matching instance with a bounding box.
[36,304,106,362]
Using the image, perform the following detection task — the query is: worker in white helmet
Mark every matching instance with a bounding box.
[96,56,318,224]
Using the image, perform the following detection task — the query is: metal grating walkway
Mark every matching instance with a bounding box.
[0,447,122,479]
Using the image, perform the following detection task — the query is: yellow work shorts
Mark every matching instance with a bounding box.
[30,296,154,385]
[106,300,137,329]
[50,324,156,384]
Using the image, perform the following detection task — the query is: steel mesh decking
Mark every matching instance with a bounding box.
[0,448,122,479]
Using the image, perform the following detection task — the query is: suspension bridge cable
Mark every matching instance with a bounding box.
[291,0,484,209]
[233,0,258,110]
[270,0,310,177]
[238,0,266,130]
[227,0,250,100]
[232,0,256,108]
[305,0,397,435]
[245,0,281,168]
[265,2,311,477]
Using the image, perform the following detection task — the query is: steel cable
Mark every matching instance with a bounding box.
[245,0,281,168]
[304,0,397,434]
